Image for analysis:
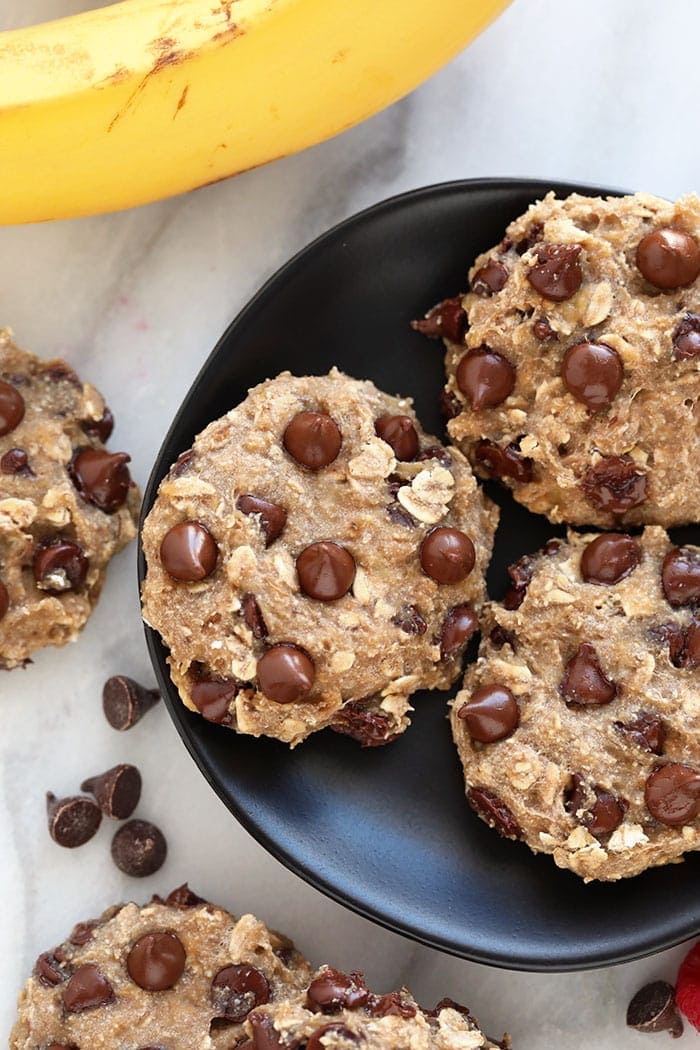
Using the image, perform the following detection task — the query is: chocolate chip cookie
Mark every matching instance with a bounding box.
[141,370,498,747]
[450,527,700,881]
[10,886,506,1050]
[0,329,139,669]
[417,191,700,528]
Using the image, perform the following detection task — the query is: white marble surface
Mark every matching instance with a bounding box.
[1,0,700,1046]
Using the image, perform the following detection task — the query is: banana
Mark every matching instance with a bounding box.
[0,0,508,224]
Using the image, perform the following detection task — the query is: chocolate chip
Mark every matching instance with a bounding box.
[190,675,238,724]
[306,1023,357,1049]
[164,883,205,908]
[527,244,583,301]
[614,712,666,755]
[1,448,33,476]
[427,997,472,1019]
[392,605,427,635]
[242,594,268,639]
[410,296,467,343]
[533,317,557,341]
[387,502,416,528]
[247,1012,287,1050]
[62,964,114,1012]
[662,547,700,606]
[35,950,70,987]
[489,625,517,651]
[473,440,533,482]
[502,552,537,610]
[560,643,617,706]
[514,222,544,255]
[564,775,625,837]
[81,406,114,443]
[420,527,475,584]
[160,520,218,581]
[68,448,131,512]
[33,538,88,594]
[69,921,98,946]
[283,411,341,470]
[673,312,700,360]
[458,684,519,743]
[0,581,8,621]
[369,992,417,1019]
[636,227,700,289]
[627,981,684,1038]
[467,787,522,839]
[211,964,270,1021]
[645,764,700,825]
[581,456,648,514]
[127,931,186,991]
[685,617,700,668]
[580,533,641,585]
[306,968,370,1013]
[471,259,509,297]
[41,362,80,386]
[81,763,142,820]
[374,415,419,461]
[440,605,478,658]
[561,341,623,411]
[0,380,25,436]
[169,449,194,478]
[440,387,461,419]
[257,644,315,703]
[111,819,167,877]
[331,699,400,748]
[296,541,355,601]
[456,347,515,409]
[46,792,102,848]
[102,675,160,731]
[236,495,287,546]
[414,445,452,468]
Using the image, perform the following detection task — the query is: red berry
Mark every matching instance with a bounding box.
[676,941,700,1030]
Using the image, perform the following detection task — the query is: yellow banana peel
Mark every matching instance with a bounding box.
[0,0,509,224]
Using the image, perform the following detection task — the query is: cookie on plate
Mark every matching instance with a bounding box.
[0,329,139,669]
[450,527,700,881]
[10,885,506,1050]
[416,191,700,528]
[141,370,498,747]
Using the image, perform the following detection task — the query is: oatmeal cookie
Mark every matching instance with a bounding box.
[450,527,700,881]
[0,328,139,669]
[417,191,700,528]
[141,370,497,747]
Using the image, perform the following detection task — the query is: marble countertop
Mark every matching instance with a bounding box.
[2,0,700,1046]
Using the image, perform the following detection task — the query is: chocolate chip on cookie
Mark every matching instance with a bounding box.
[236,494,287,546]
[160,521,218,581]
[296,541,355,601]
[561,341,623,410]
[256,644,315,704]
[420,527,475,584]
[636,227,700,289]
[283,411,342,469]
[127,932,186,991]
[456,347,515,409]
[211,963,270,1021]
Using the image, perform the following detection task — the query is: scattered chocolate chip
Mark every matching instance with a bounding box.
[81,406,114,443]
[0,581,8,620]
[242,593,268,640]
[473,440,533,482]
[420,527,475,584]
[533,317,557,341]
[81,763,142,820]
[560,643,617,706]
[645,764,700,825]
[456,347,515,410]
[236,495,287,546]
[296,541,355,601]
[614,712,666,755]
[35,950,70,987]
[306,968,370,1013]
[489,625,517,650]
[111,819,167,877]
[33,538,88,594]
[190,675,238,725]
[247,1012,286,1050]
[102,675,160,731]
[127,931,186,991]
[331,699,400,748]
[561,341,623,411]
[68,448,131,513]
[306,1023,357,1049]
[564,775,626,837]
[160,520,218,581]
[627,980,684,1038]
[440,605,478,658]
[471,259,509,297]
[62,963,114,1012]
[467,787,522,839]
[410,296,467,343]
[440,387,461,419]
[1,447,33,476]
[636,227,700,289]
[581,456,648,514]
[580,533,641,585]
[374,415,419,461]
[458,684,519,743]
[672,312,700,360]
[387,502,416,528]
[283,411,341,470]
[257,644,315,704]
[527,244,583,301]
[169,449,194,478]
[69,921,98,946]
[0,380,25,436]
[46,792,102,848]
[392,604,427,635]
[369,992,417,1018]
[662,547,700,607]
[211,964,270,1021]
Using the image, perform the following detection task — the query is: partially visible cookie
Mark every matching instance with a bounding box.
[141,370,498,747]
[0,329,139,669]
[418,191,700,528]
[10,886,507,1050]
[450,527,700,881]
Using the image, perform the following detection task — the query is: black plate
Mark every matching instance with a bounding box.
[139,178,700,971]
